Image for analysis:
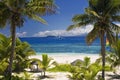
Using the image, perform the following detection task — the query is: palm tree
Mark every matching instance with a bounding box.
[67,0,120,79]
[0,0,57,79]
[40,54,54,77]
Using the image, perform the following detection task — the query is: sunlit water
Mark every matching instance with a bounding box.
[20,36,101,55]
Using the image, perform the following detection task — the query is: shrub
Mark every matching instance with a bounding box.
[48,64,72,72]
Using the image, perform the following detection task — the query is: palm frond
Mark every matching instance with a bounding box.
[106,29,115,45]
[0,34,8,43]
[86,26,99,45]
[42,54,49,67]
[112,40,120,59]
[112,0,120,6]
[3,0,27,9]
[105,0,120,15]
[27,0,57,15]
[0,1,11,28]
[67,20,93,31]
[72,14,89,22]
[67,25,77,31]
[15,54,24,62]
[85,8,100,18]
[109,23,120,32]
[111,16,120,22]
[83,57,90,67]
[27,14,47,24]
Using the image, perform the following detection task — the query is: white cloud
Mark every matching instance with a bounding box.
[34,25,93,37]
[16,32,27,37]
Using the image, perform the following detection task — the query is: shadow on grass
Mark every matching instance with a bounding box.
[107,74,120,80]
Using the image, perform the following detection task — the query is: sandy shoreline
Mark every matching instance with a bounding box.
[29,54,100,64]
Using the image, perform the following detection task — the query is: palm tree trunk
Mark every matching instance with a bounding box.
[116,32,118,42]
[44,71,46,77]
[8,20,16,79]
[100,30,105,80]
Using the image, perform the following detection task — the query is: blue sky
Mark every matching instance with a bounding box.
[0,0,93,37]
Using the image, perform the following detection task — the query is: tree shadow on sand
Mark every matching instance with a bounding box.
[28,71,55,79]
[38,75,55,79]
[106,74,120,80]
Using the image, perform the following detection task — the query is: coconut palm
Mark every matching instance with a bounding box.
[40,54,55,77]
[67,0,120,79]
[0,0,57,78]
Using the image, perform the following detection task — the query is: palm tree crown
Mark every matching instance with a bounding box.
[0,0,57,79]
[67,0,120,79]
[0,0,57,27]
[68,0,120,45]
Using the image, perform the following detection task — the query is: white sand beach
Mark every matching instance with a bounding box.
[30,53,100,64]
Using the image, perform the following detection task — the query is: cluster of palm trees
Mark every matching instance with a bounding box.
[0,0,57,79]
[0,0,120,80]
[67,0,120,79]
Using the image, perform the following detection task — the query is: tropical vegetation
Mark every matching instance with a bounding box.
[13,38,36,72]
[48,64,71,72]
[0,0,57,79]
[0,34,56,79]
[104,39,120,73]
[0,34,35,79]
[1,71,34,80]
[0,34,11,75]
[1,0,120,80]
[69,57,111,80]
[40,54,56,77]
[67,0,120,79]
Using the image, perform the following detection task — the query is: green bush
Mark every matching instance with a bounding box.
[48,64,71,72]
[0,59,8,75]
[1,75,24,80]
[13,38,35,72]
[69,57,111,80]
[0,34,36,73]
[1,72,34,80]
[69,57,101,80]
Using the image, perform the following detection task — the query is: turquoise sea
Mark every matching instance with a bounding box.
[20,36,101,54]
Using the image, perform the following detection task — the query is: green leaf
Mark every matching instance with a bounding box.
[85,8,100,18]
[67,25,76,31]
[28,14,47,24]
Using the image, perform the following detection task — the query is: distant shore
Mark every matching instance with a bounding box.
[30,53,100,64]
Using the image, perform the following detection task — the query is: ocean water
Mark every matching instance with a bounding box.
[20,36,101,54]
